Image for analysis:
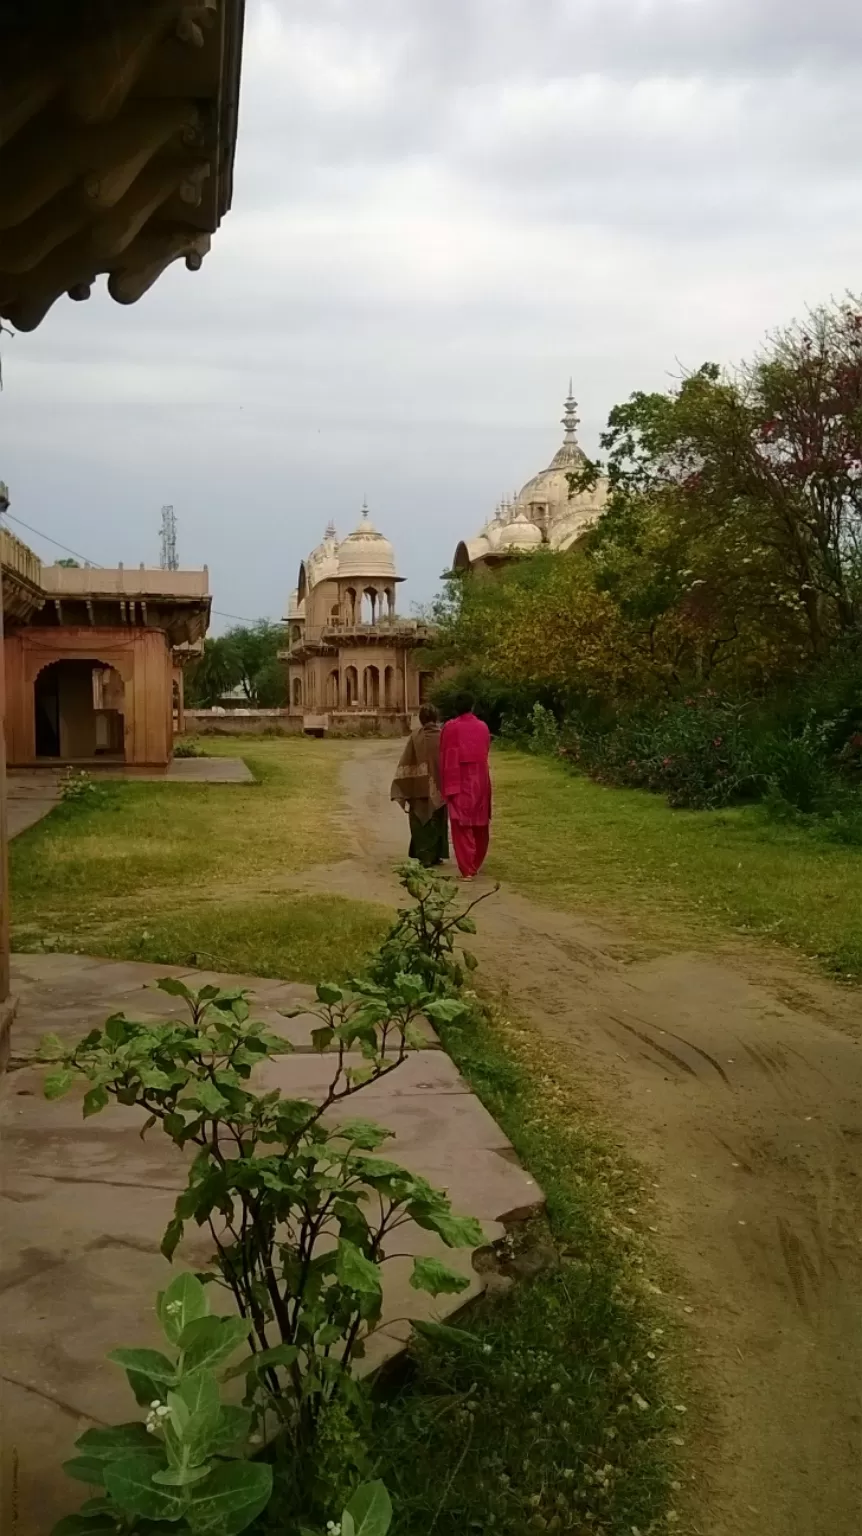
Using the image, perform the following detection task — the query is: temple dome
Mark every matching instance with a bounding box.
[337,508,398,580]
[451,383,608,571]
[498,512,543,551]
[306,520,339,586]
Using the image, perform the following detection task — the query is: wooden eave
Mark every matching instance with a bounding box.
[0,0,245,331]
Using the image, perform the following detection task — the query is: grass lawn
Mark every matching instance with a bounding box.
[487,748,862,979]
[10,738,391,983]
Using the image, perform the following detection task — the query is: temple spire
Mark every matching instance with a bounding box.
[562,382,580,443]
[325,519,337,539]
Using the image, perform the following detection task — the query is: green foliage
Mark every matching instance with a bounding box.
[53,1272,270,1536]
[368,861,491,996]
[185,625,286,709]
[60,768,103,805]
[173,738,207,759]
[41,866,486,1528]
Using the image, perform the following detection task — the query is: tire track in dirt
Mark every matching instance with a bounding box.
[320,743,862,1536]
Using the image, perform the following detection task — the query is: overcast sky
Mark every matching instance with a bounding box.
[2,0,860,627]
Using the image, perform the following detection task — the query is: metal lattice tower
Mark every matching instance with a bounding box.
[159,504,178,570]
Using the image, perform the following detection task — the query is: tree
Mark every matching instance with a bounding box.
[185,622,287,709]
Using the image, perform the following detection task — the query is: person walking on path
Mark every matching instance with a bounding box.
[390,704,450,867]
[440,693,492,879]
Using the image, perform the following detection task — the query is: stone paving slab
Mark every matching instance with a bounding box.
[1,955,542,1536]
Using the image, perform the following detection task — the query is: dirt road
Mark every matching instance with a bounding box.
[291,742,862,1536]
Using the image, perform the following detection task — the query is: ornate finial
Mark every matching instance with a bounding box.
[325,519,337,540]
[562,383,579,442]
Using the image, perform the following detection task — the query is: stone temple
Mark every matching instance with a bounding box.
[452,385,608,574]
[284,508,434,735]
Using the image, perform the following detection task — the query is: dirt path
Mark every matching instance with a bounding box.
[302,741,862,1536]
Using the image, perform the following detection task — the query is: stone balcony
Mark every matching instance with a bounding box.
[1,526,45,621]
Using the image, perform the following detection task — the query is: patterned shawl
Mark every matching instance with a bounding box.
[390,724,444,824]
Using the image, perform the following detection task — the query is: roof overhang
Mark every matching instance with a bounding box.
[0,0,245,331]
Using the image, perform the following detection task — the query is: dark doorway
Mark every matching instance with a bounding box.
[35,665,60,756]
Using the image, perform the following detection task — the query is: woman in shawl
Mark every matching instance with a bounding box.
[440,691,492,879]
[390,704,449,867]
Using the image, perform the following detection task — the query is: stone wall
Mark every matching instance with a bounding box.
[182,709,411,738]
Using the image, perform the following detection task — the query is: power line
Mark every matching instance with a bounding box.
[1,508,271,629]
[1,511,103,567]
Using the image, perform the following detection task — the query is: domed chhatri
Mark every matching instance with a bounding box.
[337,507,398,580]
[452,383,608,574]
[284,506,432,734]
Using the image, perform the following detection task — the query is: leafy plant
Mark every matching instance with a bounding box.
[61,768,101,804]
[368,862,495,995]
[173,738,206,760]
[53,1271,271,1536]
[39,968,479,1501]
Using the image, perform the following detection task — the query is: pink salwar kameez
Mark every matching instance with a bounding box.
[440,712,492,877]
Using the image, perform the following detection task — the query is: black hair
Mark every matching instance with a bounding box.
[418,704,438,725]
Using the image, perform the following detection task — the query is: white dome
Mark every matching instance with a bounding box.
[498,513,543,552]
[306,522,340,586]
[337,509,398,580]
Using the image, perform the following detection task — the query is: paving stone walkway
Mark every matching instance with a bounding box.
[0,953,541,1536]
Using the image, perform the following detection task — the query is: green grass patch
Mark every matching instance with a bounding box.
[10,738,389,983]
[487,748,862,978]
[29,895,392,987]
[370,1004,680,1536]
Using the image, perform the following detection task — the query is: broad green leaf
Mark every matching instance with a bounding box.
[156,977,194,1001]
[409,1205,484,1249]
[37,1032,65,1061]
[209,1404,251,1453]
[311,1026,334,1053]
[175,1371,220,1419]
[75,1423,156,1461]
[152,1463,213,1488]
[104,1455,187,1521]
[185,1461,273,1536]
[335,1240,383,1298]
[126,1369,160,1406]
[224,1342,298,1380]
[187,1080,229,1116]
[159,1272,210,1344]
[44,1067,75,1100]
[105,1015,132,1045]
[454,915,477,933]
[411,1318,480,1347]
[181,1315,252,1374]
[316,982,344,1005]
[62,1457,107,1486]
[52,1516,117,1536]
[82,1085,109,1118]
[161,1215,185,1260]
[341,1481,392,1536]
[334,1119,392,1150]
[108,1348,176,1384]
[425,999,469,1024]
[410,1257,471,1297]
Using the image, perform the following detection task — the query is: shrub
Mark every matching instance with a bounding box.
[173,738,206,759]
[39,867,486,1534]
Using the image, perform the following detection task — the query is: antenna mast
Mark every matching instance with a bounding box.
[159,505,178,570]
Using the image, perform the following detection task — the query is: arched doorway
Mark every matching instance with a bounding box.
[327,669,340,708]
[345,665,359,706]
[34,659,125,761]
[364,665,380,709]
[384,666,395,709]
[292,677,303,707]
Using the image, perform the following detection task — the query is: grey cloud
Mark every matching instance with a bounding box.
[2,0,860,627]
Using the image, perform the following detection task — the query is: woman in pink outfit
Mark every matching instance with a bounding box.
[439,693,492,878]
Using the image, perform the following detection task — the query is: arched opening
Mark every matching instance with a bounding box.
[329,603,340,623]
[345,588,357,624]
[292,677,303,707]
[361,588,378,625]
[291,625,301,645]
[345,665,359,706]
[327,669,340,708]
[384,666,395,709]
[385,587,395,621]
[35,659,125,761]
[363,665,380,710]
[419,672,433,705]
